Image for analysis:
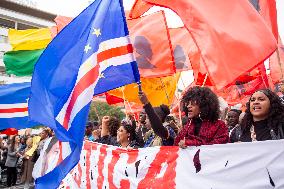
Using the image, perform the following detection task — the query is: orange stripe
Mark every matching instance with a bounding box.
[0,107,28,113]
[97,44,133,63]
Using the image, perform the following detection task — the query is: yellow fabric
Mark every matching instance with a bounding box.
[8,28,52,51]
[25,136,41,156]
[109,73,180,106]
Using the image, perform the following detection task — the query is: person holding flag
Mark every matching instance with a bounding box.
[28,0,140,188]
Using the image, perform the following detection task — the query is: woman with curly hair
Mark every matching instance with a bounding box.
[240,89,284,142]
[174,86,229,148]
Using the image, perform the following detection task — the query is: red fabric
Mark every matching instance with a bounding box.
[105,93,124,105]
[216,74,267,106]
[174,120,229,146]
[169,27,193,72]
[1,128,18,135]
[127,11,175,78]
[269,38,284,83]
[129,0,153,18]
[259,0,279,42]
[54,16,73,33]
[138,0,277,89]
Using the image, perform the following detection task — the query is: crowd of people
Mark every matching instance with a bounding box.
[0,128,53,189]
[84,85,284,150]
[1,84,284,188]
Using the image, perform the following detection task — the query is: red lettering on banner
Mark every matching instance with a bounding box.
[120,179,130,188]
[108,149,120,189]
[108,148,139,189]
[84,143,92,188]
[69,142,97,188]
[137,146,179,188]
[97,145,108,189]
[73,162,82,187]
[120,149,139,188]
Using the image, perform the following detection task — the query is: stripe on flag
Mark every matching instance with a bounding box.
[56,36,135,129]
[0,103,28,118]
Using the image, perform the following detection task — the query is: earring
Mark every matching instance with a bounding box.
[198,113,203,121]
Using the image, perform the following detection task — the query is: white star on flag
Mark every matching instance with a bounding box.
[84,44,92,53]
[92,28,101,37]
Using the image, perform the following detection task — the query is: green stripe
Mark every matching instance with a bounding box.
[3,49,44,76]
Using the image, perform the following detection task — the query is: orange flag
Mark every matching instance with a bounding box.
[131,0,277,89]
[108,73,180,106]
[169,27,192,72]
[128,11,175,78]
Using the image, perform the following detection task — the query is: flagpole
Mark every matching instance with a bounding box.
[179,74,186,89]
[202,73,208,87]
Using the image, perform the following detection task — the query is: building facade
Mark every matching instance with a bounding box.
[0,0,56,82]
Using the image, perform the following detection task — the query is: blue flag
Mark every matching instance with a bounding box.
[0,82,38,130]
[29,0,140,188]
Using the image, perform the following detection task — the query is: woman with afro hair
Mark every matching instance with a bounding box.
[240,89,284,142]
[174,86,229,148]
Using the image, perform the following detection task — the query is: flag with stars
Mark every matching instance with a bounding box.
[28,0,140,188]
[0,82,38,130]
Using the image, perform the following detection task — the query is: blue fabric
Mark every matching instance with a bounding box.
[28,0,140,188]
[0,82,38,130]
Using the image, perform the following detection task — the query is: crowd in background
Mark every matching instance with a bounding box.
[1,83,284,189]
[0,128,53,189]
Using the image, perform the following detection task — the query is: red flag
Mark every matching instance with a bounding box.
[169,28,213,85]
[105,92,124,105]
[269,39,284,83]
[129,0,153,18]
[1,128,18,135]
[169,27,192,72]
[127,11,175,78]
[217,74,268,105]
[132,0,277,89]
[249,0,279,41]
[54,16,73,33]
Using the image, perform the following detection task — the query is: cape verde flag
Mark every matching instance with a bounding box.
[0,82,38,130]
[29,0,140,188]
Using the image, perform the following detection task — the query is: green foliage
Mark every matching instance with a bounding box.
[88,101,125,122]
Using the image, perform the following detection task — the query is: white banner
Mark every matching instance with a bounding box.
[34,139,284,189]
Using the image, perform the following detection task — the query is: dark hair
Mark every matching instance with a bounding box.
[108,116,120,137]
[153,104,170,123]
[229,109,242,115]
[121,124,137,141]
[86,121,94,128]
[182,86,220,122]
[10,135,18,152]
[240,89,284,132]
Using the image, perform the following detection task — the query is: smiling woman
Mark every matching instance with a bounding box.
[240,89,284,142]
